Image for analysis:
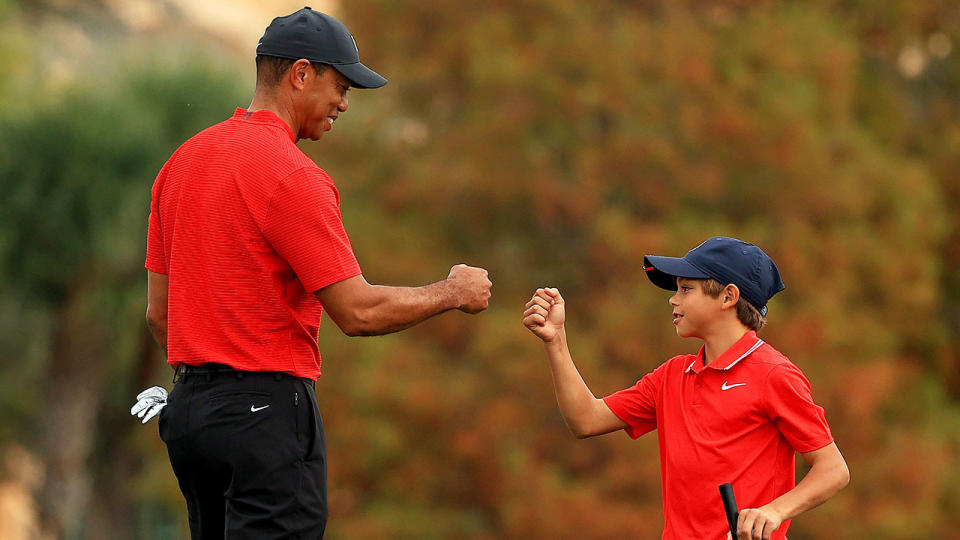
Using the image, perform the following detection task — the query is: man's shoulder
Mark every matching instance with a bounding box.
[184,116,321,176]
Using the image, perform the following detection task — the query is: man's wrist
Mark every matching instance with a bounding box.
[439,278,461,311]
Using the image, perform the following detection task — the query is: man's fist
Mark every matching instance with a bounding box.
[523,288,565,342]
[447,264,492,314]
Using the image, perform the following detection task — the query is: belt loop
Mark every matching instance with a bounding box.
[274,373,282,381]
[236,372,244,380]
[205,371,213,382]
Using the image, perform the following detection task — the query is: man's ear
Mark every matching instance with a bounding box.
[722,284,740,310]
[289,59,313,90]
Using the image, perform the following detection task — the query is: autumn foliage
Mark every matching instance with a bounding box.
[1,1,959,538]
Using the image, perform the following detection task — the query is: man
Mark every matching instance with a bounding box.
[134,8,492,538]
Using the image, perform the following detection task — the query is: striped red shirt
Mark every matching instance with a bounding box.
[146,108,361,379]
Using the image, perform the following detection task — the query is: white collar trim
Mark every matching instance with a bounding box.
[723,340,765,371]
[684,339,765,373]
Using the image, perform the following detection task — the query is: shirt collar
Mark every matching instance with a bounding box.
[684,331,764,374]
[232,108,295,142]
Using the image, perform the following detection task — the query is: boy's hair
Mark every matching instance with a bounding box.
[700,279,766,331]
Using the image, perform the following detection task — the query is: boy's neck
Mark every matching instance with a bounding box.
[701,323,752,366]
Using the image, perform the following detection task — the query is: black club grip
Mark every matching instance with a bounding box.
[718,483,739,537]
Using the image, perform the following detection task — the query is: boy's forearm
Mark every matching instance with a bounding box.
[766,443,850,521]
[543,328,603,437]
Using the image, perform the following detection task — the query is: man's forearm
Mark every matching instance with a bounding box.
[147,318,168,356]
[344,280,460,336]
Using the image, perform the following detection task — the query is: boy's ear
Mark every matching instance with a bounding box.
[722,284,740,309]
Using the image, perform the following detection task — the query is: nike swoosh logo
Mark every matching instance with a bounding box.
[721,382,746,390]
[250,404,270,412]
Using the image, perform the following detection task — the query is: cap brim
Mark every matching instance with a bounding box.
[643,255,711,291]
[332,61,387,89]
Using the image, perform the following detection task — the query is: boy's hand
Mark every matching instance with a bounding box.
[523,288,565,342]
[728,505,784,540]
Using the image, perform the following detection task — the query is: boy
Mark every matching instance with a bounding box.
[522,237,848,540]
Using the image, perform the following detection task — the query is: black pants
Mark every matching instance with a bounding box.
[159,366,327,539]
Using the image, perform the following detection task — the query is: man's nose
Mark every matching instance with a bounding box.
[339,95,348,112]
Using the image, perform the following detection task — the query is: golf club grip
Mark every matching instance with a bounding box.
[718,483,739,537]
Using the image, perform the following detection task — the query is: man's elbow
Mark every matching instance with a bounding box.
[145,305,166,332]
[336,308,378,337]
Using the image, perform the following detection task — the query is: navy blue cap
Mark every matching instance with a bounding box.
[643,237,785,316]
[257,7,387,89]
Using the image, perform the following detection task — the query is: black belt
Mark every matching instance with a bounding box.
[173,363,285,384]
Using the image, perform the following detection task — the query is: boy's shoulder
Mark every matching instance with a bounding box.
[749,340,810,381]
[754,340,792,365]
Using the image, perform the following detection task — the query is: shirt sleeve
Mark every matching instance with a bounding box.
[764,363,834,453]
[602,364,664,439]
[262,167,361,293]
[145,159,169,274]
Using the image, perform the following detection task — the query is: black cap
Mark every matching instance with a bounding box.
[256,7,387,89]
[643,237,785,316]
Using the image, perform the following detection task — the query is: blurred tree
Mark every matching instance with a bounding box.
[304,0,959,537]
[0,44,245,539]
[1,0,958,538]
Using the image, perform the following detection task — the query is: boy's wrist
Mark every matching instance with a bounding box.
[543,326,567,348]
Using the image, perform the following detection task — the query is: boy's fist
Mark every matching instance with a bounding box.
[523,288,565,342]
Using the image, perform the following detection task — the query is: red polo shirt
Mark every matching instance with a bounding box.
[145,108,361,379]
[603,331,834,539]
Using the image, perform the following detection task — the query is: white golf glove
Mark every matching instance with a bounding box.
[131,386,168,424]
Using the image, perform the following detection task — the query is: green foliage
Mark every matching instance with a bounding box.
[0,30,246,531]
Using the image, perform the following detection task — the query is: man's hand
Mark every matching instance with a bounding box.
[523,288,565,342]
[131,386,168,424]
[730,505,784,540]
[446,264,492,314]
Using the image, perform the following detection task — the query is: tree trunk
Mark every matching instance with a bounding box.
[85,325,165,539]
[37,286,108,539]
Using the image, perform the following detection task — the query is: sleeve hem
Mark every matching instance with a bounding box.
[602,396,643,440]
[145,262,168,275]
[306,267,363,295]
[794,436,835,454]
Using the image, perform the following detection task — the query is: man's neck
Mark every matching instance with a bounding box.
[701,323,751,367]
[248,91,299,141]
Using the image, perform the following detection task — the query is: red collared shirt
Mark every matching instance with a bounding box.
[603,331,834,539]
[146,108,361,379]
